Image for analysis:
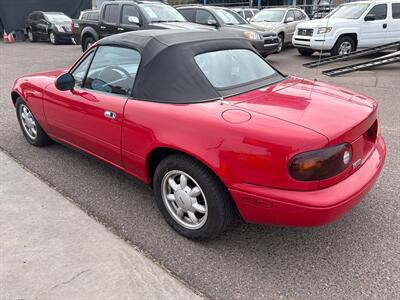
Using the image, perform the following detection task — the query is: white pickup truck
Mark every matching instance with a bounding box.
[292,0,400,56]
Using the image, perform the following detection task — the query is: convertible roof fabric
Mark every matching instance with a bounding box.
[0,0,91,33]
[98,30,283,103]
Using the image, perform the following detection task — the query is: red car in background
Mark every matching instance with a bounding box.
[11,30,386,240]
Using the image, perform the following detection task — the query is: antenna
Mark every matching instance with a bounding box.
[308,0,333,100]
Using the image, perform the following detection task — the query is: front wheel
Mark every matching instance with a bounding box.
[16,97,52,146]
[27,29,37,42]
[276,33,284,53]
[331,36,356,56]
[49,31,58,45]
[153,154,235,240]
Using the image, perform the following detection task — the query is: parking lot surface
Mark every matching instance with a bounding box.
[1,42,399,299]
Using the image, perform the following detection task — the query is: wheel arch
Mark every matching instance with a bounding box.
[146,146,240,214]
[337,33,358,48]
[11,91,22,107]
[147,147,218,187]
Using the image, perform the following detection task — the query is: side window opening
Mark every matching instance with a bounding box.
[121,5,140,25]
[72,51,95,86]
[367,4,388,20]
[392,3,400,19]
[84,46,141,96]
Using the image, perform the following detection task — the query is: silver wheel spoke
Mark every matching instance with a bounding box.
[168,178,179,191]
[166,194,175,202]
[192,203,206,214]
[179,174,187,189]
[176,207,184,218]
[189,186,200,197]
[187,211,198,224]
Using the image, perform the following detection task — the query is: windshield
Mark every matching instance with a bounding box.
[195,49,277,89]
[140,3,186,22]
[326,3,370,19]
[45,14,71,23]
[215,8,247,25]
[251,9,285,22]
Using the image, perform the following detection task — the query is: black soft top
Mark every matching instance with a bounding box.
[97,30,283,103]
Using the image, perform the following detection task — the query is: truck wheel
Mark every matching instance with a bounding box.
[331,36,355,56]
[298,48,315,56]
[153,153,235,240]
[83,36,95,52]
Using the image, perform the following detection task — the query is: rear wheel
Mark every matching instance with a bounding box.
[331,36,356,56]
[82,36,95,52]
[16,97,52,146]
[27,29,37,42]
[298,48,315,56]
[153,154,235,240]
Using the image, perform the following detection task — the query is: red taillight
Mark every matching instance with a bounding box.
[289,143,352,181]
[70,22,74,33]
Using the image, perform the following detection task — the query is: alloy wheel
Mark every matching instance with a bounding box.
[49,32,56,44]
[28,30,33,42]
[161,170,208,230]
[338,41,352,55]
[19,104,37,140]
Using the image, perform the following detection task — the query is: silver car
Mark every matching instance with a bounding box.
[250,8,309,52]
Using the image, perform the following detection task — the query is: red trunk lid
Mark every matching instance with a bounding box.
[232,77,377,145]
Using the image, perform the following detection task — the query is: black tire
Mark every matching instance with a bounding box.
[15,97,52,147]
[153,153,235,240]
[49,31,58,45]
[27,29,37,42]
[331,36,356,56]
[82,36,95,52]
[297,48,315,56]
[276,33,284,53]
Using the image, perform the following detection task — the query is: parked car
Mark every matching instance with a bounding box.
[73,0,211,51]
[177,5,279,57]
[231,7,259,21]
[250,7,309,52]
[293,0,400,56]
[11,30,386,240]
[26,11,74,44]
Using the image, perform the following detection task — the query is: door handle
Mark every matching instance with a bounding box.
[104,110,116,119]
[383,23,387,29]
[117,28,124,31]
[100,26,106,29]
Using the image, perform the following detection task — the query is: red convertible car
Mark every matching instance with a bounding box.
[12,30,386,239]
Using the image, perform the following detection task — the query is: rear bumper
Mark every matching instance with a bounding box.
[229,135,386,226]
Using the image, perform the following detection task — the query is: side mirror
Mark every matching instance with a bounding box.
[55,73,75,91]
[364,14,375,21]
[128,16,140,24]
[207,19,218,27]
[285,16,294,23]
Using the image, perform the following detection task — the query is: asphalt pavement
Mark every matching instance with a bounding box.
[0,41,399,299]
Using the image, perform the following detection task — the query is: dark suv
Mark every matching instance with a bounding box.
[26,11,74,44]
[177,5,279,57]
[73,0,212,51]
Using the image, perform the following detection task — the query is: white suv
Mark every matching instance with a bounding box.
[292,0,400,56]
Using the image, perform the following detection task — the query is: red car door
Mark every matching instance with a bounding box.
[43,46,141,166]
